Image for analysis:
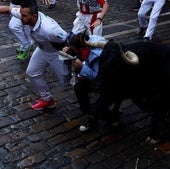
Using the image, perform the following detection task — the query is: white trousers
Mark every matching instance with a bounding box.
[138,0,165,39]
[26,47,72,101]
[72,11,103,35]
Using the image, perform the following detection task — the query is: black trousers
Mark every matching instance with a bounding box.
[74,79,122,120]
[74,79,94,115]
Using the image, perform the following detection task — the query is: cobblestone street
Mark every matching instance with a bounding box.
[0,0,170,168]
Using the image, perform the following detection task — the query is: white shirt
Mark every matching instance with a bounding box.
[11,8,67,53]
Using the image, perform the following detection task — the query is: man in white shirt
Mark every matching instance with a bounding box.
[0,0,71,110]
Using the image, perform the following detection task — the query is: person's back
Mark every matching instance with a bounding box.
[30,11,66,53]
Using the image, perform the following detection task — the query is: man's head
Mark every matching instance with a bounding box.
[69,32,89,50]
[20,0,38,26]
[67,32,90,59]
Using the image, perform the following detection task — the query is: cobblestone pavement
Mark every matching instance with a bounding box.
[0,0,170,169]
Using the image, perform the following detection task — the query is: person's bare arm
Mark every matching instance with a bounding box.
[98,1,109,21]
[0,6,11,14]
[91,1,109,27]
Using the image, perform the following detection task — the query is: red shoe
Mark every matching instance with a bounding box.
[32,98,56,110]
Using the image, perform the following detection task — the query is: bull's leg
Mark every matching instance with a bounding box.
[150,110,167,138]
[111,99,123,114]
[111,99,124,125]
[146,111,163,144]
[150,112,161,138]
[91,89,123,123]
[147,97,169,144]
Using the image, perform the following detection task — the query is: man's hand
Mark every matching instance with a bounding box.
[41,0,50,5]
[90,18,102,28]
[72,59,83,70]
[62,46,69,53]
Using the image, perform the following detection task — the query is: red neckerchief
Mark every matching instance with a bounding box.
[79,47,90,61]
[97,0,105,7]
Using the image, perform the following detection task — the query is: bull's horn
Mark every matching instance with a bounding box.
[122,51,139,65]
[118,43,139,65]
[80,29,106,48]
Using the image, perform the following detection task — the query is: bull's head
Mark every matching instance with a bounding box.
[80,30,139,65]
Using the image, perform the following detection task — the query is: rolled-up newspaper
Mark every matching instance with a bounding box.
[58,51,77,60]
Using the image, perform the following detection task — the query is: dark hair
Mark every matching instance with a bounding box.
[69,32,89,50]
[21,0,38,15]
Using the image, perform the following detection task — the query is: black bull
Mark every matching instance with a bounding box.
[92,39,170,139]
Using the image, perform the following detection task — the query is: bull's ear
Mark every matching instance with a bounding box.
[122,51,139,65]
